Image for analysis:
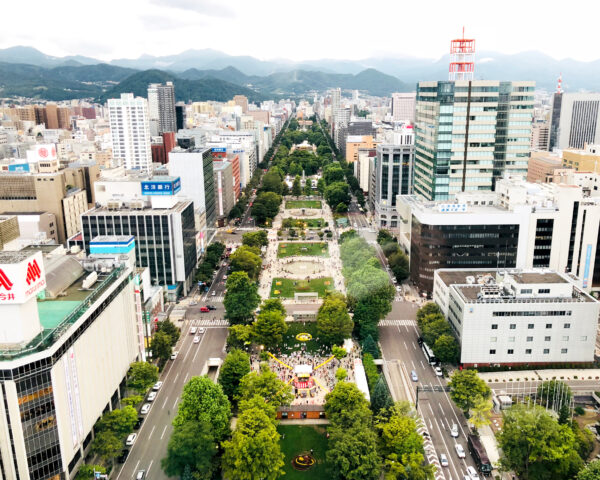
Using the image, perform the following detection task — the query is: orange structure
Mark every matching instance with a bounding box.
[449,27,475,81]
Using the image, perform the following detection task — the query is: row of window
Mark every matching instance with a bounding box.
[492,322,571,329]
[492,310,571,317]
[490,348,568,355]
[490,335,587,342]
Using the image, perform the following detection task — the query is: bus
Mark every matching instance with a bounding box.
[467,434,492,477]
[421,341,437,365]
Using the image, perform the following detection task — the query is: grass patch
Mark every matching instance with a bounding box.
[278,242,329,258]
[271,277,334,298]
[282,218,326,229]
[276,322,330,356]
[278,425,330,480]
[286,200,322,209]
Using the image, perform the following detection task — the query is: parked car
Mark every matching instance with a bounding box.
[450,423,459,437]
[434,366,443,377]
[147,391,157,402]
[171,351,178,360]
[411,370,418,382]
[126,433,137,446]
[206,305,216,310]
[466,466,480,480]
[193,336,200,344]
[200,306,210,312]
[152,381,163,391]
[198,327,206,334]
[140,403,151,415]
[455,443,466,458]
[134,417,143,430]
[190,327,197,335]
[117,449,130,463]
[439,453,448,467]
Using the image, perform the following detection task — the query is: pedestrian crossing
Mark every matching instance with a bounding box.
[188,319,229,327]
[200,295,224,302]
[378,319,417,327]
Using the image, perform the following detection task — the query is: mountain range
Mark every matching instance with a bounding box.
[1,46,600,101]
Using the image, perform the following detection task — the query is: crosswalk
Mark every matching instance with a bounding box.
[378,319,417,327]
[188,319,229,327]
[200,295,224,302]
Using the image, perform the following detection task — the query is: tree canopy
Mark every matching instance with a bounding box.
[448,369,491,415]
[218,349,251,404]
[316,294,354,346]
[128,361,159,394]
[224,271,261,325]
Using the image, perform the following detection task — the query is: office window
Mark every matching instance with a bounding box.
[564,323,571,329]
[545,336,551,341]
[525,349,532,354]
[561,348,568,354]
[509,324,516,329]
[528,324,534,329]
[490,337,497,342]
[538,288,550,294]
[491,324,498,330]
[581,336,588,341]
[526,336,533,342]
[546,323,552,329]
[562,336,569,341]
[508,337,515,342]
[507,349,514,354]
[543,348,550,354]
[489,349,496,354]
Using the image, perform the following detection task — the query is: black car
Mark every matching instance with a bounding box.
[134,417,144,430]
[117,449,130,463]
[206,305,217,311]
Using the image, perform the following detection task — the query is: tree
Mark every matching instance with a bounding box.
[421,316,451,346]
[158,320,180,347]
[127,362,159,394]
[325,381,371,430]
[121,395,143,407]
[336,202,348,213]
[303,183,313,196]
[323,164,346,185]
[222,407,285,480]
[470,394,493,431]
[242,230,268,248]
[537,380,573,410]
[377,229,396,245]
[253,310,288,350]
[498,404,582,480]
[317,177,326,194]
[97,406,138,437]
[327,425,381,480]
[219,349,251,403]
[448,369,491,415]
[325,181,350,207]
[227,324,254,349]
[316,294,353,346]
[161,419,217,478]
[260,298,286,316]
[91,430,122,463]
[371,376,393,415]
[151,331,172,364]
[251,191,282,224]
[331,345,347,360]
[361,334,380,358]
[229,245,262,280]
[292,175,302,196]
[577,460,600,480]
[433,334,459,363]
[382,242,399,257]
[388,251,409,282]
[237,363,294,408]
[173,376,232,442]
[75,465,106,480]
[336,367,348,381]
[261,169,283,194]
[224,271,261,325]
[363,354,379,391]
[416,303,441,326]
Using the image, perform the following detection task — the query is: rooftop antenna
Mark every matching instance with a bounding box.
[556,73,563,94]
[449,27,475,81]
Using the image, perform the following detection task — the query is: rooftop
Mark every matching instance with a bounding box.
[511,272,567,284]
[86,200,192,215]
[0,251,32,264]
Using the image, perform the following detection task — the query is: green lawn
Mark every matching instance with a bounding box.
[278,425,330,479]
[286,200,322,209]
[278,322,329,356]
[270,277,334,298]
[282,218,327,229]
[278,242,329,257]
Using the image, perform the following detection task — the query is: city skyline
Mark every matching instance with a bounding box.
[2,0,600,63]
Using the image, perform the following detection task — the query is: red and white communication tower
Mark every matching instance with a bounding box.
[449,27,475,81]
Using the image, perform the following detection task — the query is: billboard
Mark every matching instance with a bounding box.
[438,203,467,213]
[0,251,46,304]
[26,144,57,162]
[141,178,181,196]
[8,163,30,172]
[212,147,227,153]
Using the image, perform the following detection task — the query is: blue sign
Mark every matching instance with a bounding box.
[212,147,227,153]
[141,178,181,196]
[583,244,592,288]
[8,163,29,172]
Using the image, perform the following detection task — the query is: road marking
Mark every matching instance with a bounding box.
[160,425,168,440]
[162,396,169,409]
[412,341,417,350]
[174,373,179,382]
[148,425,156,439]
[411,360,416,371]
[173,397,179,409]
[147,460,154,475]
[134,460,140,473]
[420,360,426,369]
[184,372,189,383]
[404,341,408,350]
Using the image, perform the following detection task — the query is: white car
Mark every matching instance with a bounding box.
[434,366,443,377]
[198,327,206,334]
[125,433,137,446]
[439,453,449,467]
[211,291,216,296]
[147,391,157,402]
[411,370,418,382]
[193,336,200,344]
[353,222,357,227]
[140,403,151,415]
[171,351,178,360]
[466,466,480,480]
[450,423,459,437]
[136,471,146,480]
[152,381,163,391]
[189,301,197,306]
[190,327,197,335]
[455,443,466,458]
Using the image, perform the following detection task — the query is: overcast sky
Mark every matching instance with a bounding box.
[2,0,598,62]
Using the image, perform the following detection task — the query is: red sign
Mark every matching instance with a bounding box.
[0,269,13,291]
[39,147,48,158]
[25,260,42,285]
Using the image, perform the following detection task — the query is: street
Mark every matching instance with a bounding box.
[114,323,228,480]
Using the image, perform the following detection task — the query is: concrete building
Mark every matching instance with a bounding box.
[433,268,599,366]
[213,161,234,223]
[398,177,600,295]
[108,93,152,173]
[0,215,19,249]
[527,152,563,183]
[345,135,376,165]
[14,212,58,244]
[373,129,414,229]
[354,148,376,193]
[147,82,176,135]
[391,92,416,123]
[562,144,600,173]
[233,95,249,113]
[414,80,535,201]
[530,119,550,151]
[0,249,141,480]
[549,92,600,150]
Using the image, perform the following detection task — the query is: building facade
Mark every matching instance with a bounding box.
[147,82,177,136]
[213,161,234,222]
[549,93,600,150]
[414,80,535,201]
[391,92,416,123]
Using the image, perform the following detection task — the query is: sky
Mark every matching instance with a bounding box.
[1,0,599,62]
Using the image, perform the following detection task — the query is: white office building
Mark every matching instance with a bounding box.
[108,93,152,173]
[147,82,176,136]
[433,268,599,366]
[550,92,600,150]
[391,92,416,123]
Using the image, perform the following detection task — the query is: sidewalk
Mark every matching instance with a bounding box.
[478,369,600,383]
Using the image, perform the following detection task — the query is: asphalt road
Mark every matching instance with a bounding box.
[114,323,228,480]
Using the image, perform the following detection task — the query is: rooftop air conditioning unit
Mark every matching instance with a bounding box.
[107,201,121,210]
[130,201,145,210]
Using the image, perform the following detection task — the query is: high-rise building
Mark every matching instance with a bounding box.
[213,160,234,222]
[233,95,249,113]
[147,82,177,135]
[530,118,550,151]
[175,103,185,130]
[108,93,152,172]
[414,80,535,201]
[549,93,600,150]
[373,128,414,229]
[391,92,416,123]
